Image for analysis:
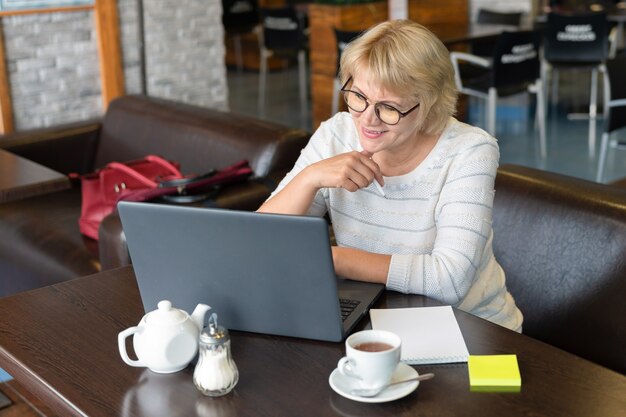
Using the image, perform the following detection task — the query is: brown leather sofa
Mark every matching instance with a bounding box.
[0,95,310,298]
[493,164,626,375]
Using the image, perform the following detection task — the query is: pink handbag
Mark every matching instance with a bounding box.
[79,155,183,240]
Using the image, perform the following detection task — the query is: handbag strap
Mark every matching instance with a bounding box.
[106,162,159,188]
[105,155,183,188]
[144,155,184,178]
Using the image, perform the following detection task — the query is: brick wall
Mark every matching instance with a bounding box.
[1,0,228,131]
[3,11,101,130]
[143,0,228,109]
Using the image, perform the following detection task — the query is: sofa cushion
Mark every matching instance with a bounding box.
[94,95,307,177]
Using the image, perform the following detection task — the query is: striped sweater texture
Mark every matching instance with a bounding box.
[273,113,523,331]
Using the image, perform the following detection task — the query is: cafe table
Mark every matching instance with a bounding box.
[432,22,527,47]
[0,266,624,417]
[0,148,70,203]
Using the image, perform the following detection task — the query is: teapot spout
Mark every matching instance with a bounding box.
[190,303,211,330]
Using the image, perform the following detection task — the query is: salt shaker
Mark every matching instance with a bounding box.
[193,313,239,396]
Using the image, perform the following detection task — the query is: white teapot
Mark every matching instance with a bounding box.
[118,300,211,374]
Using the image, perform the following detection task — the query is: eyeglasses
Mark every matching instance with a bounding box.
[340,77,420,125]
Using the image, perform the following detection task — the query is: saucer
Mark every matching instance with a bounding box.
[328,362,419,403]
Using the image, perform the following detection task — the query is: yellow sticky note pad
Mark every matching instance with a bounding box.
[468,354,521,392]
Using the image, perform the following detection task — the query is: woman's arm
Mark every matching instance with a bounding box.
[258,151,383,215]
[332,246,391,284]
[386,138,499,304]
[257,165,319,215]
[258,115,383,215]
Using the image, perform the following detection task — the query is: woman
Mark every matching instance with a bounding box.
[258,20,523,331]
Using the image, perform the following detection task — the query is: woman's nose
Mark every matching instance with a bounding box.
[361,104,381,125]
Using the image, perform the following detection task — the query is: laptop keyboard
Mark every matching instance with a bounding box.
[339,298,361,321]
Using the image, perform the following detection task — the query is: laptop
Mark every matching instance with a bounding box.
[117,201,385,342]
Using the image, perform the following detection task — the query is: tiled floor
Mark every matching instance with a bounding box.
[227,65,626,183]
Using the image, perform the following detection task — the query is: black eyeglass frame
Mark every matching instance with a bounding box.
[339,77,420,125]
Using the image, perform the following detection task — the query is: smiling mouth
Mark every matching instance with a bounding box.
[363,127,386,135]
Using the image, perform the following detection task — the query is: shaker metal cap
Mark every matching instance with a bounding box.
[200,313,230,344]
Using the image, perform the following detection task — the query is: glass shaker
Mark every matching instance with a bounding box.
[193,313,239,396]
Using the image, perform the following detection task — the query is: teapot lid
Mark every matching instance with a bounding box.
[145,300,187,325]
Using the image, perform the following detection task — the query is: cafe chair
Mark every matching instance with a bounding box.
[258,6,308,120]
[450,30,547,158]
[222,0,260,73]
[596,54,626,182]
[471,8,524,57]
[331,29,361,115]
[541,12,611,158]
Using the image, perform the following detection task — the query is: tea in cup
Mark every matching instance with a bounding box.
[337,330,401,389]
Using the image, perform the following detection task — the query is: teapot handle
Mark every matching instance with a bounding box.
[118,327,144,368]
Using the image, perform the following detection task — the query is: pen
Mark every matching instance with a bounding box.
[355,147,386,198]
[373,179,386,198]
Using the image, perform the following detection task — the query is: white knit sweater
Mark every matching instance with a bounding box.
[273,113,523,331]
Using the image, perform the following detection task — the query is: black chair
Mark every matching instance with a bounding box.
[258,6,308,120]
[331,29,361,115]
[471,8,524,57]
[222,0,260,73]
[596,54,626,182]
[541,12,610,158]
[451,30,547,157]
[478,8,523,25]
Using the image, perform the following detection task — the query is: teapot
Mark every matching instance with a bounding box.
[118,300,211,374]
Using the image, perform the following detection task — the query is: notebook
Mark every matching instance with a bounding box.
[117,201,385,342]
[369,306,469,364]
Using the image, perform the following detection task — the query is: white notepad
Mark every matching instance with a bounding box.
[370,306,470,365]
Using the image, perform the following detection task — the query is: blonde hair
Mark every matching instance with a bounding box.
[339,20,457,135]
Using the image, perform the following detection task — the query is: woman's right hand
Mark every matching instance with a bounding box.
[303,150,384,193]
[257,151,384,215]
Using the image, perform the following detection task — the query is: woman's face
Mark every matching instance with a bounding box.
[348,69,422,156]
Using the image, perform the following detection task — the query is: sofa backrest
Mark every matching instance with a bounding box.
[493,164,626,374]
[94,95,310,177]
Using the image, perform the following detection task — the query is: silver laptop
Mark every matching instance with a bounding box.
[117,201,384,342]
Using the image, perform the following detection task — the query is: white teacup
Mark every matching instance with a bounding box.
[337,330,401,389]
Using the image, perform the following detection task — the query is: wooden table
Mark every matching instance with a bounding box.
[0,149,70,203]
[430,22,524,47]
[0,266,624,417]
